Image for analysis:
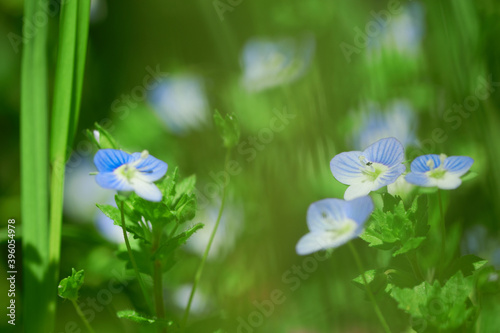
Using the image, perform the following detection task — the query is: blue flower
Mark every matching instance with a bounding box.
[296,196,374,255]
[93,149,168,202]
[354,100,418,150]
[330,137,406,200]
[405,154,474,189]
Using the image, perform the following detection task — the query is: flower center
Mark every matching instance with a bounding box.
[359,156,388,182]
[114,150,150,182]
[426,154,447,179]
[327,218,357,239]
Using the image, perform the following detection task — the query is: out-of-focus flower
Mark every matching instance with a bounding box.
[93,149,168,202]
[149,75,210,135]
[387,175,415,199]
[405,154,473,189]
[331,138,406,200]
[367,2,425,57]
[185,201,243,260]
[296,197,374,255]
[172,284,208,314]
[354,100,418,150]
[241,34,315,92]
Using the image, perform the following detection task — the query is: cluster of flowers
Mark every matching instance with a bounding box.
[296,137,474,255]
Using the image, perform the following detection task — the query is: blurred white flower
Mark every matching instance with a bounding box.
[387,175,415,199]
[354,100,418,150]
[185,201,243,260]
[149,75,210,135]
[241,34,315,92]
[90,0,108,24]
[368,2,425,57]
[172,284,209,315]
[95,206,125,244]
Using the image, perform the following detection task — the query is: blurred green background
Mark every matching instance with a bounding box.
[2,0,500,332]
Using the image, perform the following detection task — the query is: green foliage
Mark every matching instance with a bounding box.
[86,122,119,150]
[117,310,174,329]
[58,268,84,301]
[96,203,148,242]
[155,223,204,261]
[391,271,475,331]
[360,194,429,257]
[214,110,240,148]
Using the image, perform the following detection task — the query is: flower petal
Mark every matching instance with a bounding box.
[94,149,133,172]
[330,151,365,185]
[436,173,462,190]
[344,182,375,200]
[443,156,474,177]
[410,154,441,173]
[363,137,404,166]
[131,178,163,202]
[405,172,431,187]
[307,199,348,232]
[344,196,374,228]
[375,164,406,189]
[95,172,134,191]
[296,228,357,255]
[131,153,168,182]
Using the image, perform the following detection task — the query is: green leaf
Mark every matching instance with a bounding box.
[116,310,175,329]
[391,271,474,331]
[96,203,147,242]
[461,171,478,183]
[444,254,488,278]
[360,194,429,256]
[88,122,119,149]
[58,268,84,301]
[214,110,240,148]
[154,223,204,261]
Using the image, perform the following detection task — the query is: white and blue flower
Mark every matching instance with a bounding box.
[354,100,418,150]
[405,154,474,190]
[93,149,168,202]
[296,196,374,255]
[241,34,315,92]
[149,75,210,135]
[330,137,406,200]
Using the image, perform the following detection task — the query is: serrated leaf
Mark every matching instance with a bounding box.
[174,174,196,202]
[391,271,474,331]
[96,203,147,242]
[58,268,84,301]
[175,194,197,224]
[154,223,204,261]
[393,237,426,257]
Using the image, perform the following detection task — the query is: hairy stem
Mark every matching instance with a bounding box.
[348,242,392,333]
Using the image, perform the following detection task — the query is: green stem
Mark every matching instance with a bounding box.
[152,228,166,333]
[119,200,153,312]
[438,190,446,267]
[71,299,95,333]
[406,252,424,281]
[181,149,231,330]
[348,242,392,333]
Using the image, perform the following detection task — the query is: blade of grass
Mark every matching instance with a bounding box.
[21,0,50,332]
[47,0,91,330]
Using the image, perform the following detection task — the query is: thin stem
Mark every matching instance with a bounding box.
[348,242,392,333]
[438,190,446,267]
[71,300,95,333]
[406,252,424,281]
[152,228,166,333]
[119,200,153,312]
[181,149,231,330]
